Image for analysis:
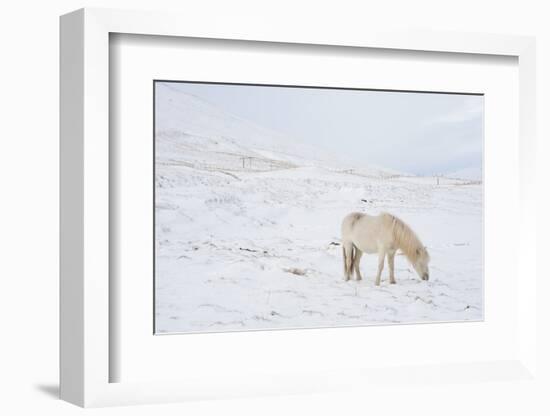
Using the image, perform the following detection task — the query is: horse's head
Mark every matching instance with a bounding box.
[413,246,430,281]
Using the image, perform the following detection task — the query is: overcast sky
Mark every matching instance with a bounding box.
[166,82,483,176]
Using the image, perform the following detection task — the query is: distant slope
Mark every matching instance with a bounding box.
[155,82,333,166]
[445,167,482,181]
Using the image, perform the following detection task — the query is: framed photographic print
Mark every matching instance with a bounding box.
[60,8,538,408]
[153,80,484,335]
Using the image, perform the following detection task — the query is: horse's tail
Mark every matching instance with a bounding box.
[342,245,347,276]
[342,242,356,278]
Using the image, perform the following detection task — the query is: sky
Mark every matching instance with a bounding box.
[164,82,483,176]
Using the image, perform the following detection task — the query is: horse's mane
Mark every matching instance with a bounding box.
[382,213,428,264]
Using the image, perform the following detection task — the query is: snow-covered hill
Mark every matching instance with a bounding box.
[155,82,403,177]
[154,83,483,334]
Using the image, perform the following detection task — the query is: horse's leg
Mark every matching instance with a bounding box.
[387,249,396,284]
[342,241,354,281]
[353,248,363,281]
[375,249,385,286]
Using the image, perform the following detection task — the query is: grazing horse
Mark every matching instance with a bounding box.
[341,212,430,284]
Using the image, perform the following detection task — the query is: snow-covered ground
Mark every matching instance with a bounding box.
[154,83,483,334]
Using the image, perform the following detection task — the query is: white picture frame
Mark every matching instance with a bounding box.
[60,7,537,407]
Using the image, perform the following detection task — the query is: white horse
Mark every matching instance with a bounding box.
[341,212,430,284]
